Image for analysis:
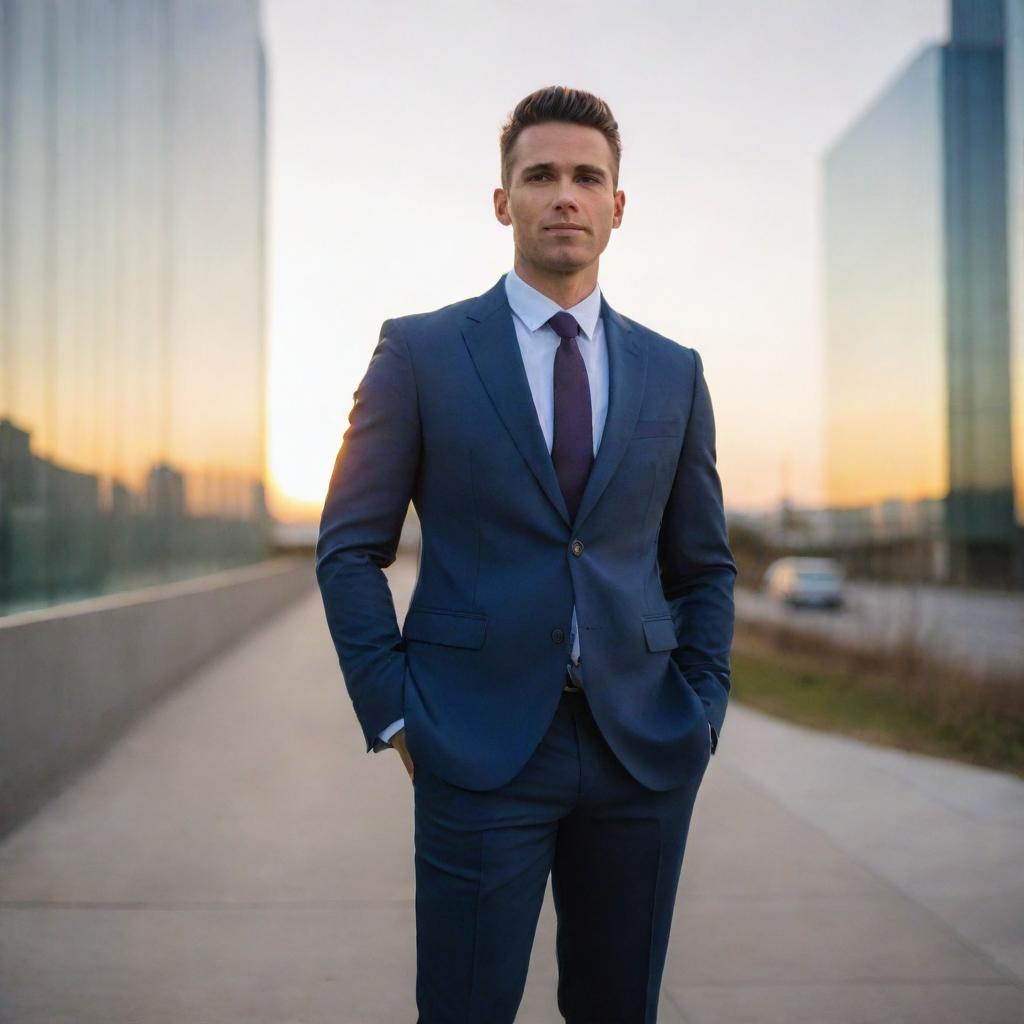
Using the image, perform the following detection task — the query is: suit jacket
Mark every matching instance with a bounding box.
[315,273,737,793]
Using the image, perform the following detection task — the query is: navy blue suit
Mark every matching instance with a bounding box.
[316,272,736,1021]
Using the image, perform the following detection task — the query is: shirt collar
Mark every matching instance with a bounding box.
[504,266,602,342]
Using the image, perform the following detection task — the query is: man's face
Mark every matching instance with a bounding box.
[494,121,625,276]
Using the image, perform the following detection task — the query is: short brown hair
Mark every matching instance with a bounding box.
[499,86,622,192]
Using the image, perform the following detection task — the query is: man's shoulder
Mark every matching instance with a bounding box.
[385,294,479,334]
[383,281,499,341]
[615,311,698,369]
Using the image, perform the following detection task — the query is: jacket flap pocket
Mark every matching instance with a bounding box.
[403,608,488,649]
[633,418,682,438]
[642,615,679,652]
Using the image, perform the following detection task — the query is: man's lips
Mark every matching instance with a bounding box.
[544,224,586,232]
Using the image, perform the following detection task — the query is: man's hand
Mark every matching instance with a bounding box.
[391,728,415,782]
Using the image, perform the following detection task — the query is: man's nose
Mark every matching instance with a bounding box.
[553,185,580,210]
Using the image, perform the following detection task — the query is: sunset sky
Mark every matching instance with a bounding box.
[263,0,946,525]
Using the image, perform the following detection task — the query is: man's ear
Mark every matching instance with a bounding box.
[493,187,512,226]
[612,190,625,229]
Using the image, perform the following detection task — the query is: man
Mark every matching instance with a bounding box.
[316,85,736,1023]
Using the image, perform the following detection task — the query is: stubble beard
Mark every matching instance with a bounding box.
[522,236,593,277]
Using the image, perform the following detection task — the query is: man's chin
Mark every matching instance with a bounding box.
[530,250,592,274]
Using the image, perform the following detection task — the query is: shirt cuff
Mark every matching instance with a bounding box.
[374,717,405,751]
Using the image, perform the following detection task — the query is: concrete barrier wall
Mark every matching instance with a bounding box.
[0,556,315,839]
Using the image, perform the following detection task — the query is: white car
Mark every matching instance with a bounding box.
[762,556,845,609]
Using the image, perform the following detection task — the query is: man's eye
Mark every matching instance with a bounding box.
[528,173,550,181]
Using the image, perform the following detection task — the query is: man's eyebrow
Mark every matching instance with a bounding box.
[520,162,608,179]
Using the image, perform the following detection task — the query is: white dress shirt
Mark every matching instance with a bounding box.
[376,268,714,755]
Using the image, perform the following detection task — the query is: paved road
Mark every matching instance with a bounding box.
[1,561,1021,1022]
[737,580,1024,679]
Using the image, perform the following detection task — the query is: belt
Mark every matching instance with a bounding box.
[563,662,583,693]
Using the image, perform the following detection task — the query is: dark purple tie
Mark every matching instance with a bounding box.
[547,311,593,522]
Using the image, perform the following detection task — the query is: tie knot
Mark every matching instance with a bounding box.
[547,311,581,342]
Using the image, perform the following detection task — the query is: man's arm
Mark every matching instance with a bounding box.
[315,319,421,754]
[658,348,736,755]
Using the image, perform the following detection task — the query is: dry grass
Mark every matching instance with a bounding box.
[731,615,1024,777]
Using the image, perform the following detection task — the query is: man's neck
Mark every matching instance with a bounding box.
[513,258,598,310]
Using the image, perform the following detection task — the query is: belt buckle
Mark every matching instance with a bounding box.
[563,662,583,692]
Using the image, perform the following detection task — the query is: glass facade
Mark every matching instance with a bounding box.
[823,46,948,516]
[822,0,1018,585]
[0,0,270,615]
[1007,0,1024,535]
[943,15,1013,566]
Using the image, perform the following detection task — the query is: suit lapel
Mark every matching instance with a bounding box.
[574,297,646,530]
[461,275,647,531]
[463,276,572,526]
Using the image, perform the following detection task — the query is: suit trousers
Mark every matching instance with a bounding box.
[412,678,712,1023]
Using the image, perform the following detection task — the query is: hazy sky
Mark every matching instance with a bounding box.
[263,0,946,524]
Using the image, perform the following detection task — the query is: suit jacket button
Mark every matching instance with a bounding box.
[571,539,584,556]
[551,628,565,644]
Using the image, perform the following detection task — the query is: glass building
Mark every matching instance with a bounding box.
[822,0,1019,586]
[0,0,270,615]
[1007,0,1024,573]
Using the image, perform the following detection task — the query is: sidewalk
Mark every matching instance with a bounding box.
[1,560,1021,1023]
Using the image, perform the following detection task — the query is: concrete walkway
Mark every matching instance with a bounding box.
[1,560,1022,1023]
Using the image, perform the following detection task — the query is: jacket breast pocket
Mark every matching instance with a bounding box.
[403,607,488,649]
[632,419,682,439]
[642,614,679,652]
